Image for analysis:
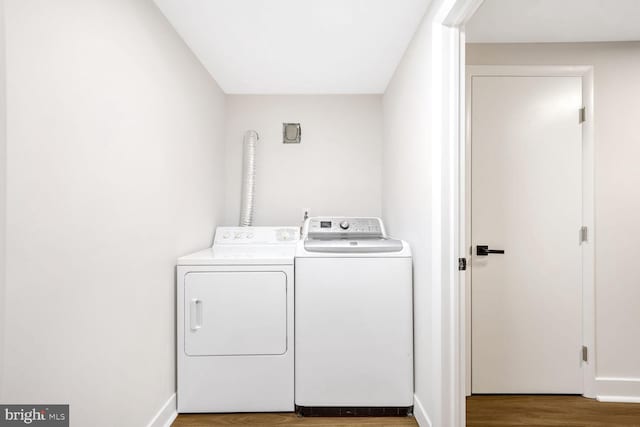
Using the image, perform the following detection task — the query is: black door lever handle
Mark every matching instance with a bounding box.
[477,245,505,256]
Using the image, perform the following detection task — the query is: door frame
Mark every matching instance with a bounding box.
[462,65,596,398]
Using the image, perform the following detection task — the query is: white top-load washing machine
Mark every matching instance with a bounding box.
[295,217,413,416]
[176,226,299,413]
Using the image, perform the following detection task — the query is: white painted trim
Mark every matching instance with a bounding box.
[597,396,640,404]
[430,1,485,426]
[463,65,475,400]
[580,67,596,399]
[463,65,596,397]
[443,0,484,27]
[448,25,466,427]
[598,377,640,382]
[413,394,433,427]
[430,2,460,426]
[595,378,640,402]
[465,65,593,76]
[147,393,177,427]
[460,29,472,401]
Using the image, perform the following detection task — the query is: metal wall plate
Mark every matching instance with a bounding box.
[283,123,301,144]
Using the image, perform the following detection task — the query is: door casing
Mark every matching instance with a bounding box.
[463,65,596,397]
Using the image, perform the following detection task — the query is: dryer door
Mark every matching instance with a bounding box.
[184,271,287,356]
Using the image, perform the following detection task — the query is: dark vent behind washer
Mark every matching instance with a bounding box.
[295,405,413,417]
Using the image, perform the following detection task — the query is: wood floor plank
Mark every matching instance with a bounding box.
[172,413,417,427]
[173,396,640,426]
[467,395,640,427]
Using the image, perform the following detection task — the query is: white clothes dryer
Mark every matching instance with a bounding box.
[176,226,299,413]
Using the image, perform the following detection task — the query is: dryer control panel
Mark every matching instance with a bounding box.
[214,226,300,245]
[305,217,386,240]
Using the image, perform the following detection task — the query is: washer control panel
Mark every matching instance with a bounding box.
[305,217,385,239]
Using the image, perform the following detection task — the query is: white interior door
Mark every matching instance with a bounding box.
[471,75,583,394]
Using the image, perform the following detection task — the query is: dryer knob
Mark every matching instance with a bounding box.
[340,221,350,230]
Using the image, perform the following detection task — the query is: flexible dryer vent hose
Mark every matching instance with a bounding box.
[239,130,259,226]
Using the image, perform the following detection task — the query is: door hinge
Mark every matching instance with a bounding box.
[582,345,588,362]
[579,107,586,123]
[580,226,589,243]
[458,257,467,271]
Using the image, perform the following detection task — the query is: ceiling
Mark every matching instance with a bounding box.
[466,0,640,43]
[154,0,431,94]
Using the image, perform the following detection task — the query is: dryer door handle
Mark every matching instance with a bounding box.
[190,298,203,331]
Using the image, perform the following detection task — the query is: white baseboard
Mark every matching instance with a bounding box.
[597,396,640,403]
[596,377,640,403]
[413,394,432,427]
[147,393,177,427]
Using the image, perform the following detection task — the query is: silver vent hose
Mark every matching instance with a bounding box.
[239,130,259,226]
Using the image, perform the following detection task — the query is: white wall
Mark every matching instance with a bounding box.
[0,0,6,394]
[2,1,226,426]
[223,95,382,226]
[382,4,440,426]
[467,42,640,397]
